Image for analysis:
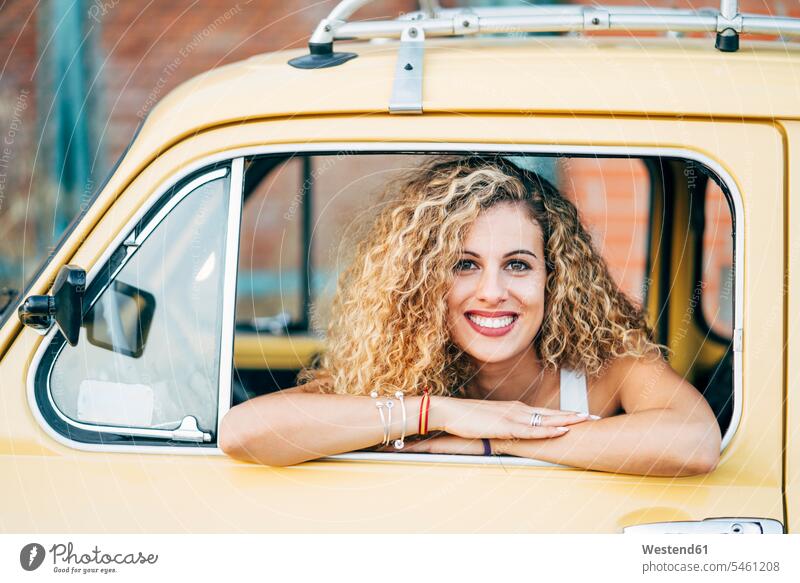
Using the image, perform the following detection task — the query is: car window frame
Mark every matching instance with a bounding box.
[27,159,243,453]
[26,142,741,463]
[693,172,736,344]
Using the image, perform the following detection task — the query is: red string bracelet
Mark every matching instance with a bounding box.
[418,388,430,435]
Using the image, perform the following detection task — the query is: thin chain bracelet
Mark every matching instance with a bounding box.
[393,391,406,449]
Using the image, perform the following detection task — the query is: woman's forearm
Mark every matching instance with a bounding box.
[220,391,433,466]
[492,409,721,477]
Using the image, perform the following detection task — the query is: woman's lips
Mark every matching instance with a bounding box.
[464,311,519,337]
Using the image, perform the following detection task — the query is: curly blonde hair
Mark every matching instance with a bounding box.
[306,156,663,397]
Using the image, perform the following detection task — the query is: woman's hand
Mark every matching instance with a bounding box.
[376,434,485,455]
[431,396,595,440]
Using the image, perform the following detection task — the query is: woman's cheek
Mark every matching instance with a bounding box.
[514,277,546,329]
[444,299,468,344]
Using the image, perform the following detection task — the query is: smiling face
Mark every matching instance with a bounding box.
[446,202,548,366]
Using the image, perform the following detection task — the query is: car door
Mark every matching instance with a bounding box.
[0,114,784,532]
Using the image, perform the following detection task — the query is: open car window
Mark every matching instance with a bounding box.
[231,151,736,444]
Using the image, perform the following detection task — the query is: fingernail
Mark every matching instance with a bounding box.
[590,415,601,420]
[556,426,569,432]
[576,412,589,417]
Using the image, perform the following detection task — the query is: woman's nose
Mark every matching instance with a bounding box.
[475,268,507,304]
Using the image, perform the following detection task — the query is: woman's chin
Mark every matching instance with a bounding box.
[461,342,529,366]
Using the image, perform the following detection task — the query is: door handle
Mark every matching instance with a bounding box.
[623,518,783,534]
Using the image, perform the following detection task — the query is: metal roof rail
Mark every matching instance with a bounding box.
[288,0,800,71]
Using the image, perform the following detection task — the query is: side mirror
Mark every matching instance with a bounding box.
[18,265,85,346]
[84,280,156,358]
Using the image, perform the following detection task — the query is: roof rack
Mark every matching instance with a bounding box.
[287,0,800,112]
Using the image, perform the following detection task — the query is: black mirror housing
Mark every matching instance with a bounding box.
[18,265,85,346]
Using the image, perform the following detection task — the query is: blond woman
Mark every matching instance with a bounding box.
[219,156,721,476]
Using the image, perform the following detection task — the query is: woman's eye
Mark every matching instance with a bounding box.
[506,260,531,272]
[454,259,477,272]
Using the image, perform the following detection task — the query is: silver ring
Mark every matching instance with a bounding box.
[530,412,543,427]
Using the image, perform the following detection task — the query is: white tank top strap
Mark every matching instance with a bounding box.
[559,368,589,414]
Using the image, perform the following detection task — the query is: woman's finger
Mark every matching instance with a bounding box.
[529,406,583,416]
[510,425,571,439]
[518,412,595,427]
[528,407,601,419]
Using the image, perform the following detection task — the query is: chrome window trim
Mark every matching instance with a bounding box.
[132,168,228,245]
[93,168,230,310]
[26,141,742,460]
[216,158,244,438]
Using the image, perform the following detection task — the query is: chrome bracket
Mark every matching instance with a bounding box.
[309,17,345,45]
[122,233,139,250]
[584,8,610,30]
[389,25,425,114]
[717,13,743,33]
[171,415,212,443]
[715,0,741,51]
[624,517,783,534]
[453,13,479,36]
[733,327,743,352]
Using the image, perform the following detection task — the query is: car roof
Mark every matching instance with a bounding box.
[132,35,800,161]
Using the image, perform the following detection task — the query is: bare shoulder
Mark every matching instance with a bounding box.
[584,361,624,417]
[591,354,706,415]
[600,354,673,387]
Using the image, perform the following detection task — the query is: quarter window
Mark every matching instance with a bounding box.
[40,166,234,445]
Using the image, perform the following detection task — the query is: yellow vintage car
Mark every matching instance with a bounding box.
[0,0,796,533]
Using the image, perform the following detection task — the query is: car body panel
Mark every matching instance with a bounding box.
[142,37,800,149]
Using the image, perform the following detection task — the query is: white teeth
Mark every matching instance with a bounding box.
[467,314,516,329]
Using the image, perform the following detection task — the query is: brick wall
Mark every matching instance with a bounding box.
[97,0,418,161]
[0,1,38,291]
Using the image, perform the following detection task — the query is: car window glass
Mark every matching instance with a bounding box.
[237,158,302,330]
[49,173,230,432]
[701,179,734,338]
[311,154,427,330]
[558,156,651,304]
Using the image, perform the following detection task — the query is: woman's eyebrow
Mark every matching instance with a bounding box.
[462,249,538,258]
[503,249,537,258]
